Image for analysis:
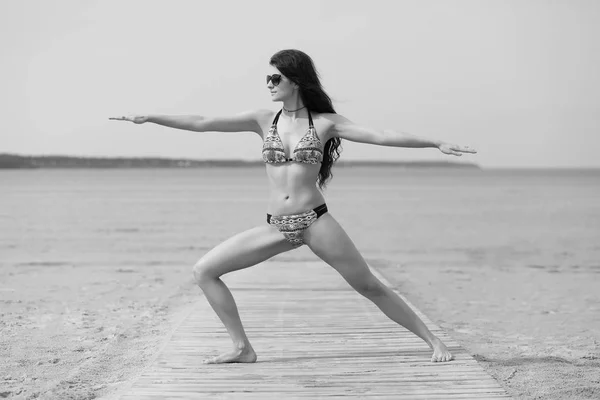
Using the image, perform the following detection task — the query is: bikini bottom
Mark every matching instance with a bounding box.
[266,203,328,247]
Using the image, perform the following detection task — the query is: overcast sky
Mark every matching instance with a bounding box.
[1,0,598,167]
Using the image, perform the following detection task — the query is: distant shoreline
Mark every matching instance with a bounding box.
[0,153,481,169]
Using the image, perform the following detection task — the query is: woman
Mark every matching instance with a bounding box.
[110,49,476,364]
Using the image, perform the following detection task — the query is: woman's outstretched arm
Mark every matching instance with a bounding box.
[327,114,477,156]
[109,109,271,135]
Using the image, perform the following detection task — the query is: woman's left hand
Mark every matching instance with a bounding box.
[437,142,477,156]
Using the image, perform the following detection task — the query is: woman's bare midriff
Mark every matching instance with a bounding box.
[265,163,326,215]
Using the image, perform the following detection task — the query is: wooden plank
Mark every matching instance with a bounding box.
[119,261,511,399]
[121,392,511,400]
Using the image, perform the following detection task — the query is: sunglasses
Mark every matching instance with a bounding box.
[266,74,282,86]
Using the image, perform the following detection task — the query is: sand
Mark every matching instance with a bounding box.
[373,256,600,400]
[0,264,198,399]
[2,256,599,399]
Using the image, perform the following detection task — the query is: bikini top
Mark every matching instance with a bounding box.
[262,110,323,165]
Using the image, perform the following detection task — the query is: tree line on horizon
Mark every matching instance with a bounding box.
[0,154,480,169]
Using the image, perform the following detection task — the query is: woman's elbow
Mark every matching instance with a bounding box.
[190,117,211,132]
[373,131,388,146]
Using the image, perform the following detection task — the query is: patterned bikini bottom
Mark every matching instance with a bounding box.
[267,203,328,247]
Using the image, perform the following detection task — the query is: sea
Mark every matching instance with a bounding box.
[1,167,599,270]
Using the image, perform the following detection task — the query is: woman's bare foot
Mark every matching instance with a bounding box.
[203,343,257,364]
[430,336,453,362]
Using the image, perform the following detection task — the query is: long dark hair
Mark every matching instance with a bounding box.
[270,49,342,190]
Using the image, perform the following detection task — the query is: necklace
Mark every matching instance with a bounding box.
[283,105,306,112]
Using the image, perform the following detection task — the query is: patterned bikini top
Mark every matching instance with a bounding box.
[262,110,323,165]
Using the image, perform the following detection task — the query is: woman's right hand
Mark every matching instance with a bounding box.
[108,115,149,124]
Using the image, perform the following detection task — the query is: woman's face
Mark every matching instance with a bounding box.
[267,66,297,102]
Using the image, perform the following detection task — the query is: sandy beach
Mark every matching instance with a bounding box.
[0,263,198,399]
[374,257,600,399]
[2,255,599,399]
[1,168,599,399]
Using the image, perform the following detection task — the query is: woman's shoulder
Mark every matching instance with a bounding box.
[249,108,277,120]
[312,112,351,126]
[230,108,275,123]
[312,112,347,123]
[312,112,347,141]
[245,109,277,128]
[249,109,280,138]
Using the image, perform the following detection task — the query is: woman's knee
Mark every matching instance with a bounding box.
[349,273,387,298]
[192,257,218,286]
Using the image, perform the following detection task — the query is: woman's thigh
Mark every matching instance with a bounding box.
[303,213,377,289]
[194,224,296,281]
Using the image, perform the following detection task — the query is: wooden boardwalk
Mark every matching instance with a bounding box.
[121,260,511,399]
